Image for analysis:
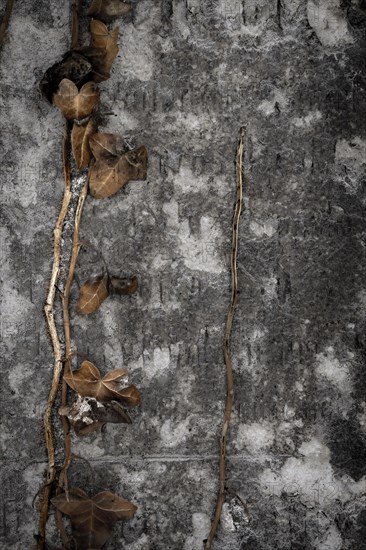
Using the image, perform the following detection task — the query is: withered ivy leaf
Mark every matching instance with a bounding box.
[89,131,128,157]
[40,51,93,103]
[51,489,137,549]
[89,133,148,198]
[76,273,109,314]
[71,118,97,169]
[110,275,138,295]
[82,20,119,81]
[91,399,133,423]
[64,360,141,406]
[88,0,133,23]
[53,79,100,120]
[74,419,105,436]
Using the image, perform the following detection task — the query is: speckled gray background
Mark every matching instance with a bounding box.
[1,1,366,549]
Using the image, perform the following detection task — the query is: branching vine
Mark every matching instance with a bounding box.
[205,128,245,549]
[36,2,148,548]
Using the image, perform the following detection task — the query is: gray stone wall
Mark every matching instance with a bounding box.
[1,0,366,548]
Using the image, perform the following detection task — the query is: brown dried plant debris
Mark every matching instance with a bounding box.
[76,273,109,314]
[109,275,138,295]
[53,79,100,120]
[89,133,148,198]
[40,52,93,103]
[59,395,133,436]
[78,20,119,82]
[64,360,141,406]
[72,118,97,169]
[51,489,137,549]
[88,0,133,23]
[76,273,139,314]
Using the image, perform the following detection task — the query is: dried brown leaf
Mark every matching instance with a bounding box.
[88,0,133,23]
[53,79,99,120]
[74,419,105,436]
[76,274,109,315]
[89,132,127,158]
[89,20,119,79]
[91,400,132,424]
[110,275,138,295]
[64,360,141,406]
[52,489,137,549]
[71,118,97,169]
[89,133,148,198]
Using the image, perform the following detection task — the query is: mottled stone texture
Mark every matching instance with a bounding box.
[1,0,366,549]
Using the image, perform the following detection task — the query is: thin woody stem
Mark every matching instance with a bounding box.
[38,3,85,545]
[37,123,72,550]
[204,128,245,550]
[59,173,90,491]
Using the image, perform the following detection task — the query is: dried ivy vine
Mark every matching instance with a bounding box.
[205,129,245,549]
[36,2,148,549]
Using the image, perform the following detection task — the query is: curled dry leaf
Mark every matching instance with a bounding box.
[91,399,133,423]
[110,275,138,295]
[64,360,141,406]
[88,0,133,23]
[76,273,109,315]
[53,79,100,120]
[51,489,137,549]
[71,118,97,169]
[89,133,148,198]
[73,419,105,436]
[60,396,132,436]
[86,20,119,81]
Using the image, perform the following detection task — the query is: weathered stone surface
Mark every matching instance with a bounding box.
[1,0,366,548]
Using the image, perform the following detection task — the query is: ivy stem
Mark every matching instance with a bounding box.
[204,128,245,549]
[37,3,84,545]
[59,172,90,492]
[37,123,72,550]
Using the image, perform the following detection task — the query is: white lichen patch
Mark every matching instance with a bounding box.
[257,89,289,116]
[259,437,366,509]
[184,513,211,550]
[1,281,35,351]
[8,362,33,394]
[292,110,323,128]
[235,421,275,452]
[307,0,353,47]
[174,163,209,194]
[142,345,179,380]
[249,219,278,238]
[178,215,224,274]
[221,502,236,532]
[163,198,179,230]
[260,438,336,502]
[261,275,278,300]
[117,2,157,81]
[315,347,350,390]
[160,417,191,448]
[335,137,366,165]
[124,534,150,550]
[318,525,343,550]
[172,0,191,39]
